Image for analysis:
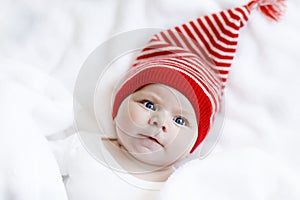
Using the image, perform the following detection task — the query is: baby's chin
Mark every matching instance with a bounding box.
[129,144,164,155]
[127,148,181,168]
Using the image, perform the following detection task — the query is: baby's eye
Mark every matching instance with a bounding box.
[173,116,186,126]
[142,100,156,111]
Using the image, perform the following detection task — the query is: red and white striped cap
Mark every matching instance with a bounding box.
[112,0,285,153]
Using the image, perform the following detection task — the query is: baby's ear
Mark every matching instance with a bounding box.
[102,117,117,139]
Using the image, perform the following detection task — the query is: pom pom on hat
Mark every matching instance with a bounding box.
[112,0,286,153]
[248,0,286,21]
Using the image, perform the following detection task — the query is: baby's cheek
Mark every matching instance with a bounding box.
[165,126,181,144]
[128,103,150,126]
[166,126,194,146]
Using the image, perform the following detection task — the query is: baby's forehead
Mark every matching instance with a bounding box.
[134,83,181,99]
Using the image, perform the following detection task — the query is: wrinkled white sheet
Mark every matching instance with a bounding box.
[1,0,300,199]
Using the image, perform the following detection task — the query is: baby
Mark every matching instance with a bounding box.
[103,26,223,183]
[53,0,284,199]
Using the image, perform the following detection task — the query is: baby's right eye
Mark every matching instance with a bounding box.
[142,100,156,111]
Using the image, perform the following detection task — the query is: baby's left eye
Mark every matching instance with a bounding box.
[173,116,186,126]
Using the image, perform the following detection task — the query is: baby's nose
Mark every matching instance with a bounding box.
[149,111,167,132]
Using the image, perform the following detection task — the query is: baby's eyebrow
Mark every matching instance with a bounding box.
[136,90,162,103]
[173,108,193,117]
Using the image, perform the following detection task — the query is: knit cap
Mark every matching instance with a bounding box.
[112,0,286,153]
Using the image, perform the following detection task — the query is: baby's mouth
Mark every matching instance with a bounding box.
[139,134,164,147]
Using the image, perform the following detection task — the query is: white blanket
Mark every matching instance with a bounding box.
[1,0,300,199]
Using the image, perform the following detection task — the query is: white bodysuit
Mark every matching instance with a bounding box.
[50,132,163,200]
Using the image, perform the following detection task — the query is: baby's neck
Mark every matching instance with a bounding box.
[102,138,174,182]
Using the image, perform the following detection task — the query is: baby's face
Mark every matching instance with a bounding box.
[114,83,198,167]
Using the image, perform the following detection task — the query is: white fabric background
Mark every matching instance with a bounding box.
[0,0,300,199]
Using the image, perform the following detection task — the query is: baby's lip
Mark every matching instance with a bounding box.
[139,134,164,147]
